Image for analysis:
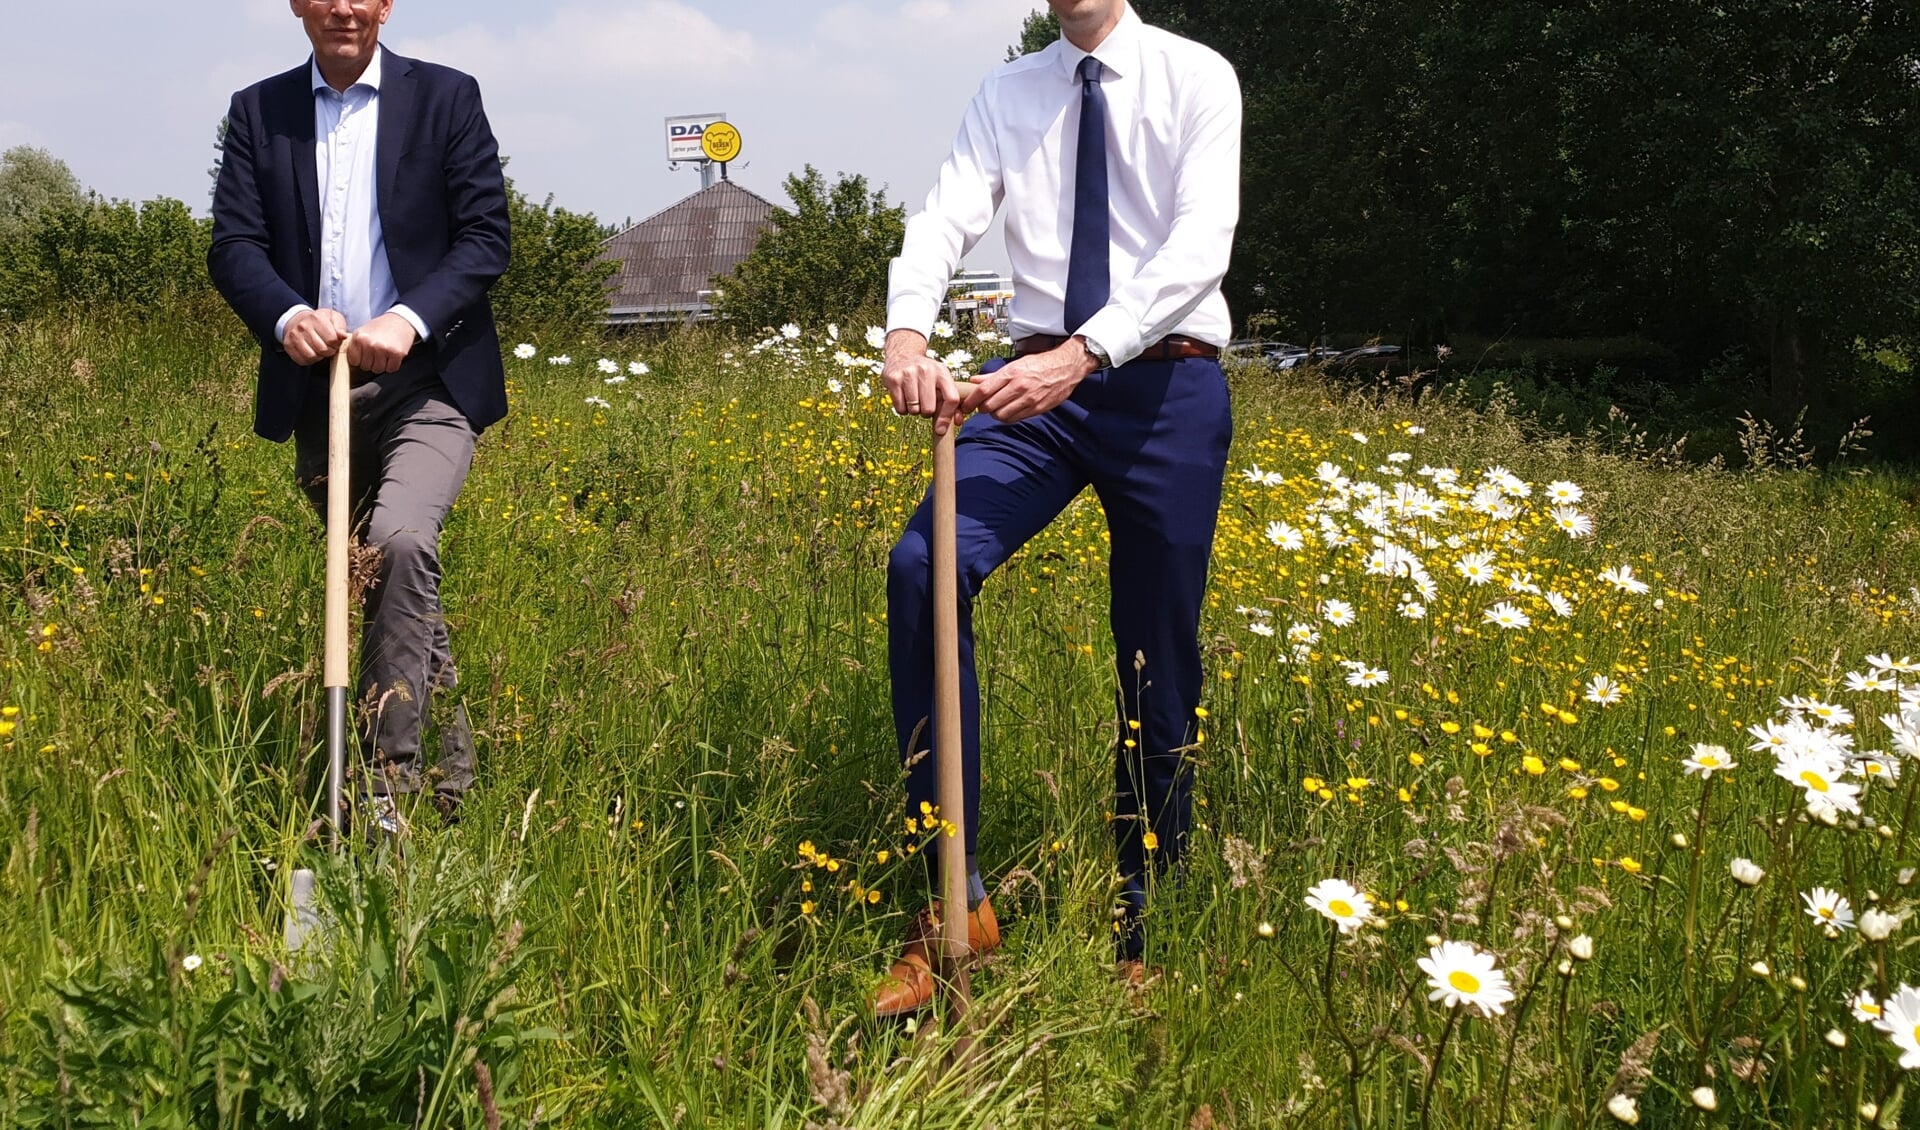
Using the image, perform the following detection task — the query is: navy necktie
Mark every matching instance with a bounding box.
[1063,54,1110,335]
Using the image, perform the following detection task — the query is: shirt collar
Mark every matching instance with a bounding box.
[310,44,384,96]
[1057,2,1142,81]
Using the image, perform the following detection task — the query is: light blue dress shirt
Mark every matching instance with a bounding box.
[275,49,430,345]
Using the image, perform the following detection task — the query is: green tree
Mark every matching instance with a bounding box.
[0,195,213,320]
[1007,8,1060,59]
[1128,0,1920,410]
[0,146,85,244]
[490,183,618,341]
[716,166,905,331]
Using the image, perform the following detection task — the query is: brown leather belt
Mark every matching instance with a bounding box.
[1013,333,1220,362]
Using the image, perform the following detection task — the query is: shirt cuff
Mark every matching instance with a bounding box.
[275,304,314,345]
[389,304,430,342]
[885,294,942,341]
[1075,306,1143,369]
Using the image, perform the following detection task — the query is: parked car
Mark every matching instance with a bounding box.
[1328,344,1404,370]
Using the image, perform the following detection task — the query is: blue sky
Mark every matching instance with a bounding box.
[1,0,1040,268]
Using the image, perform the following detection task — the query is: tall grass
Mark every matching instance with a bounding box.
[3,314,1919,1126]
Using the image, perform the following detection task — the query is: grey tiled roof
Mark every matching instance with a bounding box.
[598,181,776,323]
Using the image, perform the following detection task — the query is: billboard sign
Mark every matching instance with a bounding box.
[666,113,728,162]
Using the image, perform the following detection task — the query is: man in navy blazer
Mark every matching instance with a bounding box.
[210,0,511,833]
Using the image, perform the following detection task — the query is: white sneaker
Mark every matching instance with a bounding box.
[367,795,409,840]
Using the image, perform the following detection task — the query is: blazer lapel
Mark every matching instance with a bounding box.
[284,68,321,274]
[377,47,415,223]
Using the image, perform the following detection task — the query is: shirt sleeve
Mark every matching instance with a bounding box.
[886,80,1004,339]
[388,303,430,341]
[1075,55,1242,368]
[275,305,314,344]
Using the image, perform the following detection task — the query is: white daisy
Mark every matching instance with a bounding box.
[1248,621,1276,638]
[628,360,650,376]
[1417,940,1515,1015]
[513,343,536,359]
[780,323,802,340]
[1344,664,1389,688]
[1855,750,1902,784]
[1868,654,1920,674]
[1266,522,1306,551]
[1584,675,1626,706]
[584,395,611,409]
[1545,480,1584,503]
[597,358,619,374]
[1456,552,1497,585]
[1846,670,1897,693]
[1802,887,1856,932]
[1545,591,1576,618]
[1599,565,1651,595]
[1852,990,1885,1025]
[1398,601,1428,620]
[1321,599,1356,628]
[1552,508,1594,538]
[1775,751,1863,816]
[1287,622,1320,646]
[1682,744,1736,777]
[1304,878,1372,934]
[1877,984,1920,1068]
[866,325,887,349]
[1484,601,1532,630]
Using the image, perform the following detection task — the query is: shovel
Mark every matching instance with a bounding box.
[931,381,976,1024]
[287,350,352,951]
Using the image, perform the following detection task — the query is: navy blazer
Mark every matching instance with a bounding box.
[209,48,511,442]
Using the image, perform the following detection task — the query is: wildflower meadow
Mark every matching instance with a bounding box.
[4,313,1920,1127]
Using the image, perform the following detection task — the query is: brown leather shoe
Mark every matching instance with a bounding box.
[1116,959,1160,992]
[871,897,1001,1017]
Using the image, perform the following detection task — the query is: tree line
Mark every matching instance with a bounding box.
[0,145,614,341]
[1016,1,1920,412]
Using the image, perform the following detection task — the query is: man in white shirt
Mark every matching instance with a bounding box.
[210,0,511,833]
[875,0,1240,1013]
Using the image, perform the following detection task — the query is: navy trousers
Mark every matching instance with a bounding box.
[887,354,1232,958]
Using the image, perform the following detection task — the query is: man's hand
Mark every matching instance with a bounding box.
[282,308,349,366]
[882,329,965,437]
[961,337,1101,423]
[344,312,419,376]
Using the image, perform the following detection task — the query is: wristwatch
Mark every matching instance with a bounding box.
[1078,335,1111,370]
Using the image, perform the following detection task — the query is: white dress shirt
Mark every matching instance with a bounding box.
[886,4,1241,368]
[276,49,429,345]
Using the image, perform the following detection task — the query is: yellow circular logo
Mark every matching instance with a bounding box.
[700,121,742,163]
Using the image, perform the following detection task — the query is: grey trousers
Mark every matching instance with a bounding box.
[293,359,477,799]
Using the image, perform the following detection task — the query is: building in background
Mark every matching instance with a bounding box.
[944,268,1013,332]
[598,180,775,327]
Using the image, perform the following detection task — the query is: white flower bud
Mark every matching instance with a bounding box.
[1425,934,1442,948]
[181,953,203,973]
[1814,805,1840,827]
[1862,1102,1880,1120]
[1671,832,1688,848]
[1731,858,1766,886]
[1690,1086,1717,1111]
[1750,960,1772,978]
[1256,921,1275,940]
[1554,914,1574,931]
[1825,1028,1847,1048]
[1605,1093,1640,1124]
[1569,934,1595,961]
[1557,959,1574,977]
[1789,975,1808,992]
[1860,908,1899,941]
